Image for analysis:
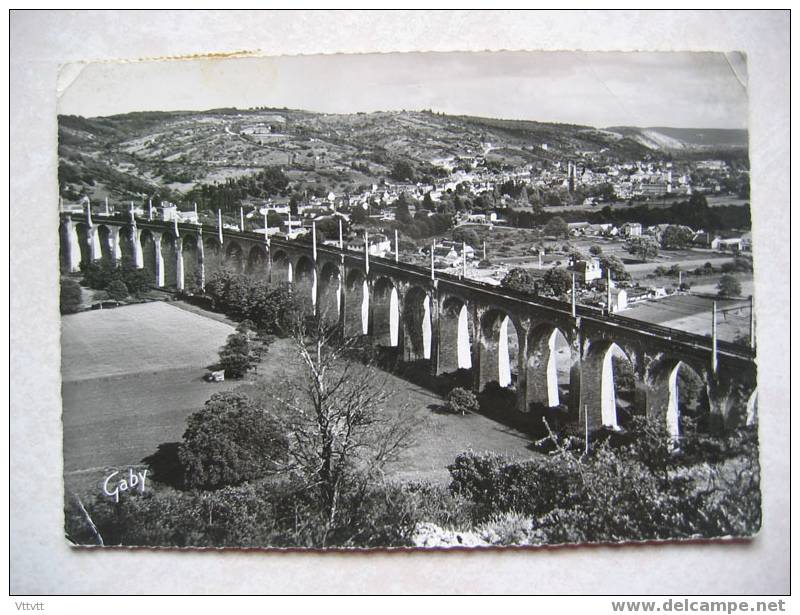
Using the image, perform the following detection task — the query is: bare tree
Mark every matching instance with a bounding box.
[272,312,418,545]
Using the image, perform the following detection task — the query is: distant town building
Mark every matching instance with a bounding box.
[570,256,602,283]
[620,222,642,237]
[609,287,628,313]
[712,237,743,252]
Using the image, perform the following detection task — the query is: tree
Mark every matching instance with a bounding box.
[315,216,347,241]
[272,317,417,542]
[540,267,573,297]
[453,228,480,247]
[390,160,416,183]
[422,191,435,211]
[204,271,300,334]
[717,274,742,298]
[350,205,367,225]
[589,245,603,256]
[661,225,694,250]
[106,279,129,301]
[599,254,628,281]
[120,265,151,296]
[395,193,413,224]
[625,236,659,262]
[500,268,537,294]
[446,388,479,416]
[217,332,255,379]
[60,278,82,314]
[178,392,288,489]
[543,216,569,239]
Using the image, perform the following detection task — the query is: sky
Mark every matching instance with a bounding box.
[57,50,749,129]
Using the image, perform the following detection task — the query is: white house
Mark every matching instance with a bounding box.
[570,257,602,283]
[620,222,642,237]
[711,237,743,252]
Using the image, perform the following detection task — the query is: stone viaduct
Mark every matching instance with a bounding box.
[60,208,758,436]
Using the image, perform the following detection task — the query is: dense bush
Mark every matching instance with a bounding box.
[65,472,468,548]
[500,267,537,294]
[204,271,301,334]
[446,420,761,544]
[717,274,742,297]
[446,387,479,415]
[80,261,150,296]
[178,392,289,489]
[452,227,480,247]
[60,278,83,314]
[448,451,579,521]
[106,279,129,300]
[540,267,572,297]
[720,257,753,274]
[217,332,255,379]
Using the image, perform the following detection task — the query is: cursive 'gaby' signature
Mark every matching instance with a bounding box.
[102,468,148,502]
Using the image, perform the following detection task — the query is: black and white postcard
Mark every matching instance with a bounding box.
[56,49,764,550]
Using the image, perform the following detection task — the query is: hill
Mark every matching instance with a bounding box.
[605,126,748,151]
[57,108,744,206]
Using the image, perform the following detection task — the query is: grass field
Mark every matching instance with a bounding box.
[61,302,238,476]
[61,302,236,381]
[62,301,537,491]
[622,294,752,341]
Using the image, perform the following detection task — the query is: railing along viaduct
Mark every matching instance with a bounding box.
[60,208,758,436]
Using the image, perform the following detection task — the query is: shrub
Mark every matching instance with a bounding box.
[204,271,300,333]
[448,451,577,521]
[178,392,289,489]
[449,419,762,545]
[217,332,255,379]
[500,267,537,294]
[106,279,129,301]
[477,510,534,546]
[60,278,82,314]
[446,387,479,415]
[720,257,753,274]
[540,267,572,297]
[78,261,150,295]
[717,274,742,297]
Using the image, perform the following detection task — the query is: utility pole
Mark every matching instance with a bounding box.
[483,240,487,261]
[364,230,370,274]
[148,198,153,221]
[571,272,577,318]
[462,241,467,278]
[217,209,223,244]
[431,240,436,280]
[338,218,343,250]
[239,207,245,232]
[394,229,399,263]
[312,220,318,261]
[606,268,612,314]
[711,301,718,374]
